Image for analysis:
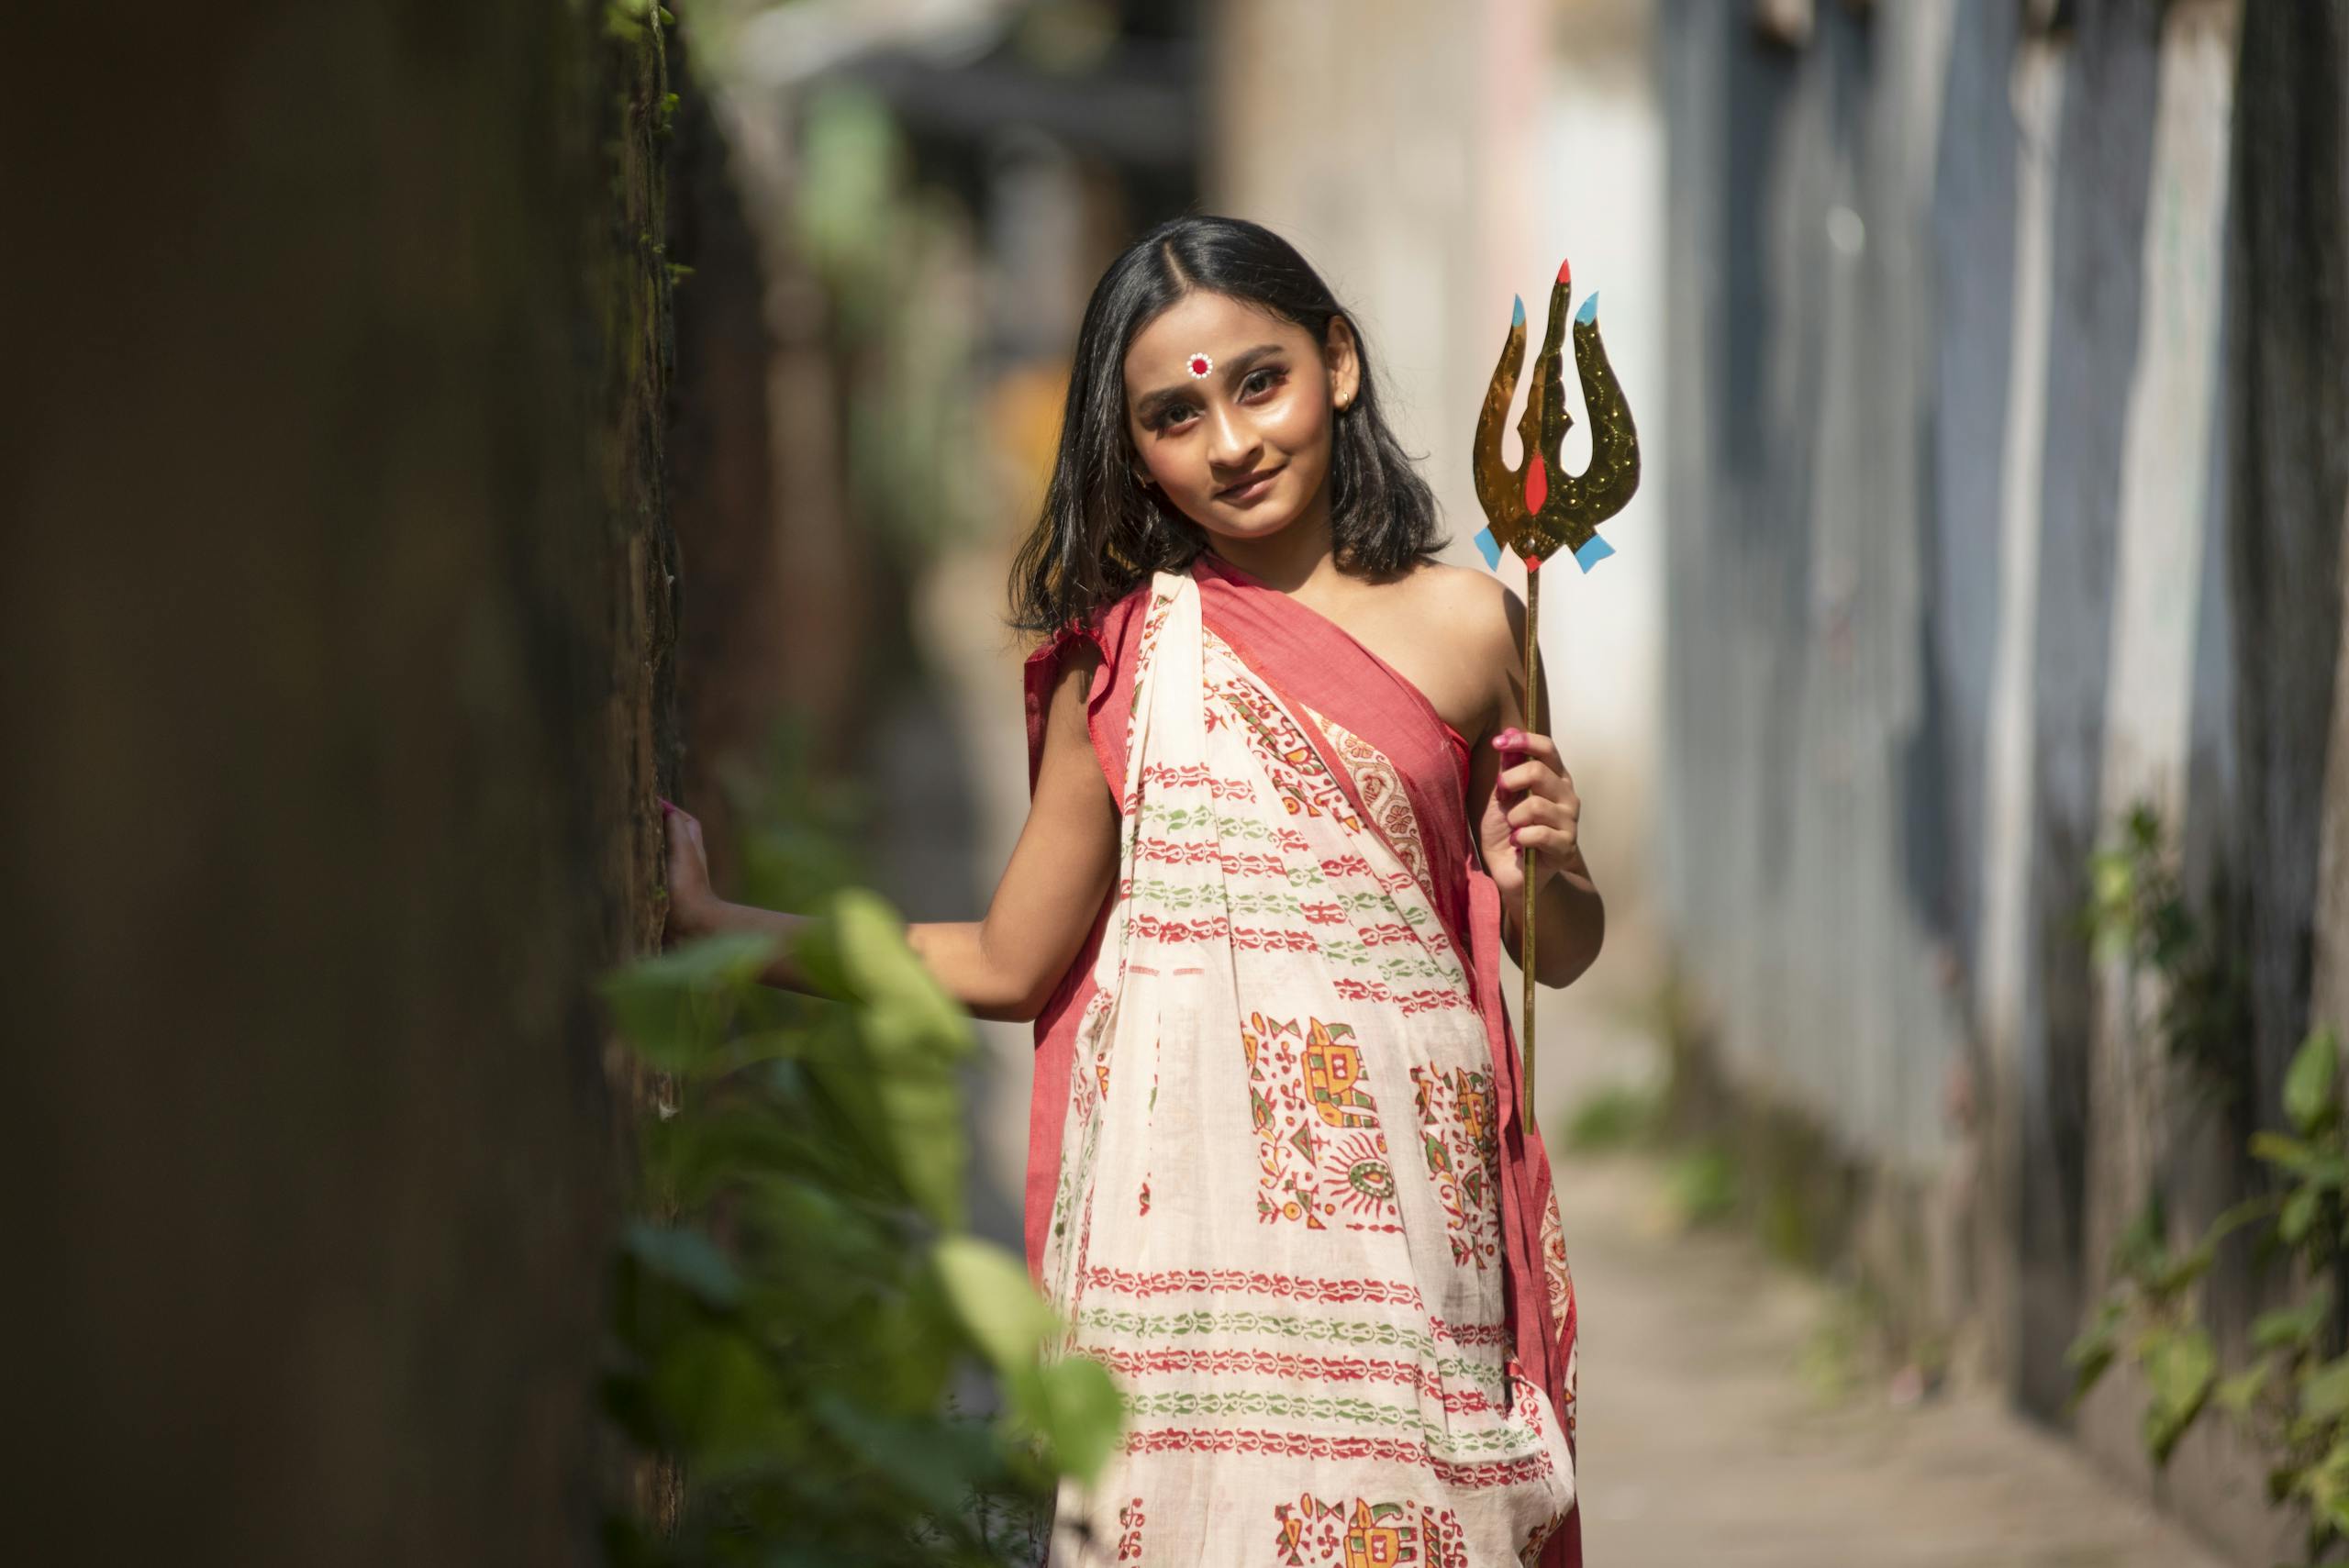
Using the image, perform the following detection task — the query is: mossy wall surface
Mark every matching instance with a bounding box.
[6,6,680,1562]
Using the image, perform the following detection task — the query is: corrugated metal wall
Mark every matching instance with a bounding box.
[1654,0,2348,1485]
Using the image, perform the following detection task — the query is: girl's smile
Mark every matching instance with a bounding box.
[1216,462,1285,504]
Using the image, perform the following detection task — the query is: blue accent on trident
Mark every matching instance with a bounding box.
[1473,527,1503,571]
[1512,295,1525,328]
[1575,292,1598,326]
[1573,532,1614,572]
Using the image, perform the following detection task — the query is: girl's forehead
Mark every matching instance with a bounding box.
[1125,293,1305,372]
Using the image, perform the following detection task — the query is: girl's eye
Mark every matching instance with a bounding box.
[1243,368,1284,397]
[1152,405,1196,432]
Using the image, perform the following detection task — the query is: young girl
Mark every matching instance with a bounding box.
[664,215,1600,1566]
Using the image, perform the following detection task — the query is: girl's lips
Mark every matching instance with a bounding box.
[1218,465,1284,503]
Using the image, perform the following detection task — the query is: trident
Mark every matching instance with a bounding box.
[1469,258,1642,1126]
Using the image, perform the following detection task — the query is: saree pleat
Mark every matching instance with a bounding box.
[1023,562,1581,1567]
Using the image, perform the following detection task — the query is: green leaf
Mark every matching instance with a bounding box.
[2254,1285,2332,1352]
[2282,1186,2321,1246]
[601,931,782,1071]
[2301,1440,2349,1542]
[2142,1327,2215,1466]
[2066,1299,2124,1401]
[2287,1029,2341,1136]
[2151,1242,2215,1298]
[2301,1355,2349,1424]
[934,1236,1057,1372]
[2215,1356,2274,1418]
[796,889,974,1226]
[812,1394,1005,1519]
[651,1327,781,1462]
[2253,1131,2322,1174]
[624,1221,742,1310]
[2207,1193,2282,1245]
[828,889,971,1061]
[1010,1356,1126,1487]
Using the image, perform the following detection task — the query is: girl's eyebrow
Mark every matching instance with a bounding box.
[1131,343,1286,421]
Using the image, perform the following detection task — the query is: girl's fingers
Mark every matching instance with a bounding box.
[1494,760,1569,797]
[1498,761,1578,798]
[1489,728,1561,764]
[1507,795,1580,831]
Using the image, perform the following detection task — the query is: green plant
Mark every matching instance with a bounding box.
[2083,802,2244,1093]
[600,779,1120,1562]
[2069,1025,2349,1559]
[2073,805,2349,1558]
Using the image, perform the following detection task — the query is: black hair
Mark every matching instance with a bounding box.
[1008,214,1445,633]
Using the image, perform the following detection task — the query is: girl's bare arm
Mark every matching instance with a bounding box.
[905,647,1119,1019]
[662,647,1120,1023]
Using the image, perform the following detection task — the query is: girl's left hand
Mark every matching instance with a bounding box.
[1484,727,1581,892]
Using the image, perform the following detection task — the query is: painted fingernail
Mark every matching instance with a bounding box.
[658,797,677,815]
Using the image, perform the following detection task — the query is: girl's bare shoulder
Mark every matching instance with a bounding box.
[1389,559,1523,668]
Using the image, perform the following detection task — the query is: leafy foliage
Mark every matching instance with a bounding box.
[601,763,1120,1564]
[2082,801,2245,1095]
[2073,806,2349,1560]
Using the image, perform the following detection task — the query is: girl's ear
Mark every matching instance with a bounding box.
[1323,316,1362,409]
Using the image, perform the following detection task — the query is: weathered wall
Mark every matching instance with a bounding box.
[4,6,679,1562]
[1656,0,2346,1558]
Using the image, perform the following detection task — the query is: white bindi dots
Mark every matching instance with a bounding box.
[1186,352,1213,378]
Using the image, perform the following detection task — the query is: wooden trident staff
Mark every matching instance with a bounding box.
[1469,259,1642,1124]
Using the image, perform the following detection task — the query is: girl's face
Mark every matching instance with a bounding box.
[1122,290,1360,547]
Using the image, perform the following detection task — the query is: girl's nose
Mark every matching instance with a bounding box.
[1204,400,1262,471]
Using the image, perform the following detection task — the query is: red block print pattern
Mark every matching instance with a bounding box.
[1211,647,1364,829]
[1272,1494,1469,1568]
[1540,1191,1579,1440]
[1117,1497,1147,1562]
[1243,1013,1399,1231]
[1308,706,1437,909]
[1410,1066,1502,1269]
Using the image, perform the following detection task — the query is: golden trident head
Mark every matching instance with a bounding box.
[1470,259,1642,573]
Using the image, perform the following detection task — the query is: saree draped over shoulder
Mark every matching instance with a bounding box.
[1020,555,1582,1568]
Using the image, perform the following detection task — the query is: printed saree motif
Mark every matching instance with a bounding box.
[1027,563,1582,1566]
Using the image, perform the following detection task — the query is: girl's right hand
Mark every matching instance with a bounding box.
[660,799,718,943]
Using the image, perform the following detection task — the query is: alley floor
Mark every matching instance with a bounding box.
[1556,1152,2228,1567]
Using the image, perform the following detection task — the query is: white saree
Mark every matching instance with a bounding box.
[1037,571,1575,1567]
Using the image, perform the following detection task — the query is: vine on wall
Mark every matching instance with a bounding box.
[2071,805,2349,1562]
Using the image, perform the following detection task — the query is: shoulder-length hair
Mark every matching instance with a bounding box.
[1008,214,1444,633]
